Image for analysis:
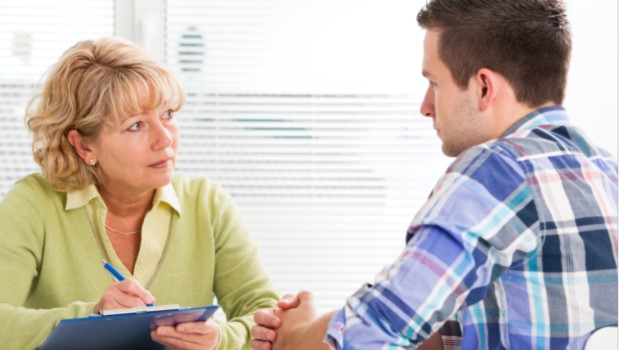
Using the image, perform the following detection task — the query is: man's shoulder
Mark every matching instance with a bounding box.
[502,122,615,162]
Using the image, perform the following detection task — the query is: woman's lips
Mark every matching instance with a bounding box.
[149,158,172,168]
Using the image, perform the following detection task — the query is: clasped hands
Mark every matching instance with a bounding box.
[251,291,320,350]
[95,279,220,350]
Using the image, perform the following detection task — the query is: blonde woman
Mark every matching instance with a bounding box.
[0,37,278,349]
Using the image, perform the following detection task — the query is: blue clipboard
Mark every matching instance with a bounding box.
[39,305,219,350]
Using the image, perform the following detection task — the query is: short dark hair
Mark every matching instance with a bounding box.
[417,0,572,106]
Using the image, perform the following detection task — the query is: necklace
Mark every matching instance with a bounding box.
[105,224,141,236]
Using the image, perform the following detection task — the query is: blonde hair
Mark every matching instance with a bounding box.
[25,37,186,191]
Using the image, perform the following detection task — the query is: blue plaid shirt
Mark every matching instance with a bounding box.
[325,106,618,349]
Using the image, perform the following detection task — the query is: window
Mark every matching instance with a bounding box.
[0,0,617,316]
[164,0,451,313]
[0,0,114,194]
[0,0,450,314]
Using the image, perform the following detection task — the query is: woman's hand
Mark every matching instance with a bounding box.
[94,279,156,313]
[151,319,220,350]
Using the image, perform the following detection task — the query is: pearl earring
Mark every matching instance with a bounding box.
[89,159,96,166]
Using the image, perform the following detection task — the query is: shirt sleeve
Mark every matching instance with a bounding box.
[324,145,541,349]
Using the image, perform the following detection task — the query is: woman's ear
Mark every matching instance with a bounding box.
[67,130,96,165]
[474,68,500,111]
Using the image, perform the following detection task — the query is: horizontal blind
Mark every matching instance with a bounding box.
[0,1,114,196]
[165,0,452,313]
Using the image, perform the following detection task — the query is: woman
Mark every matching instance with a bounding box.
[0,37,278,349]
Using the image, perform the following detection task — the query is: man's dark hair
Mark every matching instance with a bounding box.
[417,0,571,106]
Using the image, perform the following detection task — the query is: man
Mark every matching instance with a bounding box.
[251,0,618,348]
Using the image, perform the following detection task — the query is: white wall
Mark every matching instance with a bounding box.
[564,1,618,159]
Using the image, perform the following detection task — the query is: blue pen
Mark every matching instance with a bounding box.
[101,260,154,306]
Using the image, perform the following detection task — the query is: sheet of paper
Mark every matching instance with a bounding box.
[98,304,180,316]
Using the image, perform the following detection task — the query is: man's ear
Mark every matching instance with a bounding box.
[67,130,95,165]
[474,68,499,111]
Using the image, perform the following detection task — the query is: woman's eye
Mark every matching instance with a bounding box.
[127,121,143,131]
[164,110,175,119]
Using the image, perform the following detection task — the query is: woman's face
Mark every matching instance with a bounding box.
[89,104,179,195]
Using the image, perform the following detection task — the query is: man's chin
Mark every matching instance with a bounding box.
[441,144,459,158]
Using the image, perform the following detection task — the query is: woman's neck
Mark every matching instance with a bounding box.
[98,186,154,218]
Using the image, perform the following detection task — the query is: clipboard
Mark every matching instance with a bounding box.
[39,304,219,350]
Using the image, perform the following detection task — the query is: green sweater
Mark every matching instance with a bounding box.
[0,173,279,349]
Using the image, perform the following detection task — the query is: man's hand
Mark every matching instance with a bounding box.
[251,307,280,350]
[271,291,317,349]
[252,291,329,350]
[251,293,300,350]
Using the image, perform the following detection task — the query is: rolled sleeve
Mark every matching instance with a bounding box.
[325,309,346,349]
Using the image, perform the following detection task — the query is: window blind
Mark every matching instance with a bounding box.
[0,0,114,195]
[165,0,452,313]
[0,0,615,321]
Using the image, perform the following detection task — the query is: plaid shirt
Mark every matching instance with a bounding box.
[325,106,618,349]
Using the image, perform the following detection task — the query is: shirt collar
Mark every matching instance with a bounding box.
[65,183,182,216]
[153,183,182,215]
[501,105,570,138]
[66,184,101,210]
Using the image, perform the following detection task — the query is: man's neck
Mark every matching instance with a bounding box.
[491,101,557,139]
